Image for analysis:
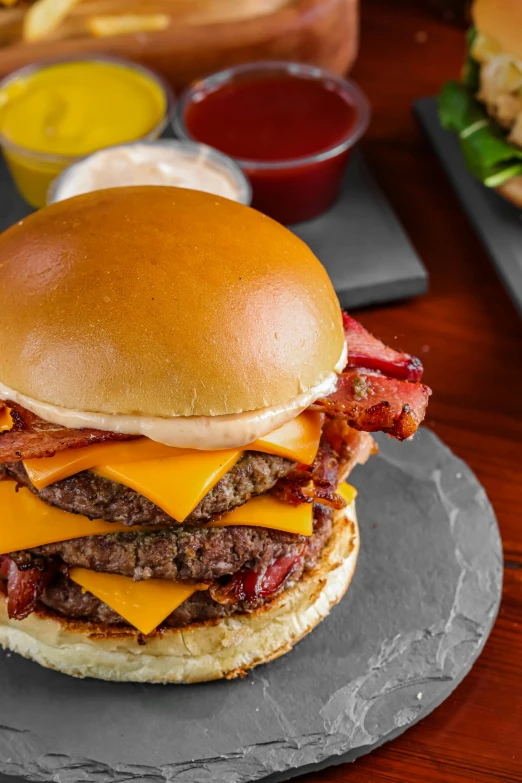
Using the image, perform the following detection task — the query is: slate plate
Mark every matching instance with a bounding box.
[0,428,502,783]
[415,97,522,317]
[0,150,427,310]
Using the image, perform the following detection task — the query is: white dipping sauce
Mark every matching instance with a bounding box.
[50,141,246,203]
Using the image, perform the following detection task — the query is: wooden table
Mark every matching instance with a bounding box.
[300,1,522,781]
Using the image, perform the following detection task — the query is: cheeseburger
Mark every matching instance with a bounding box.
[439,0,522,206]
[0,187,431,683]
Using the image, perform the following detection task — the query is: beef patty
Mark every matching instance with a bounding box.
[0,450,295,527]
[18,523,311,582]
[38,506,334,630]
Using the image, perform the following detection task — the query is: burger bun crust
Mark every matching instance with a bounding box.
[473,0,522,62]
[0,187,344,418]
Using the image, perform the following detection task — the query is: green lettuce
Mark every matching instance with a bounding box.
[462,26,480,91]
[438,29,522,187]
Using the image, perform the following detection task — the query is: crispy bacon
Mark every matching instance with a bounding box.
[343,312,424,382]
[0,554,58,620]
[272,442,347,510]
[0,402,137,462]
[312,371,431,441]
[322,420,377,482]
[210,554,303,605]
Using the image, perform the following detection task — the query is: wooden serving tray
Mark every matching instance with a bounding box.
[0,0,358,89]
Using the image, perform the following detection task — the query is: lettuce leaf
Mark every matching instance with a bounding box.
[462,26,480,91]
[438,80,522,187]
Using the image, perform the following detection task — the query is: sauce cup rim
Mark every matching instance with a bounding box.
[173,60,371,171]
[0,54,175,164]
[46,138,252,206]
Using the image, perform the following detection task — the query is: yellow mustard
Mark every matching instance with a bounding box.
[0,59,168,208]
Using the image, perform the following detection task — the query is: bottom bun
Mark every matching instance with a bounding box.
[0,501,359,683]
[496,175,522,209]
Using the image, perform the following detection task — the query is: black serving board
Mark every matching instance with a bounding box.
[415,97,522,317]
[0,429,502,783]
[0,150,427,310]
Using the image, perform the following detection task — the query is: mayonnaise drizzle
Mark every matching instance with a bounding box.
[0,343,347,450]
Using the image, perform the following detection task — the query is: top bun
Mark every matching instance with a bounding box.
[0,187,343,418]
[472,0,522,61]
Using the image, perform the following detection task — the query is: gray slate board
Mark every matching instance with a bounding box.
[0,428,502,783]
[290,153,428,308]
[0,151,427,310]
[415,97,522,316]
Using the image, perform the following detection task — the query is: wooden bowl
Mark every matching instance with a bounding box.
[0,0,359,89]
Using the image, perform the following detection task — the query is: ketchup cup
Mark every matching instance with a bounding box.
[173,61,371,225]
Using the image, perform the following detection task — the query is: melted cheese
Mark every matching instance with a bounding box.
[0,481,132,554]
[206,494,314,536]
[251,411,321,464]
[23,439,189,490]
[206,483,357,536]
[0,478,321,555]
[95,449,242,523]
[337,483,357,505]
[69,568,207,635]
[22,412,322,523]
[24,412,321,490]
[0,406,12,432]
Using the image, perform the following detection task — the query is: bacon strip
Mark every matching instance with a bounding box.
[0,402,137,462]
[210,554,303,605]
[311,371,431,441]
[272,441,346,510]
[0,555,58,620]
[343,312,424,382]
[322,420,377,477]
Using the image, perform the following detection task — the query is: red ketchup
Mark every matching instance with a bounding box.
[175,64,370,225]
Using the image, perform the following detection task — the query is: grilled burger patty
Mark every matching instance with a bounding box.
[38,506,334,630]
[0,450,295,526]
[18,523,310,582]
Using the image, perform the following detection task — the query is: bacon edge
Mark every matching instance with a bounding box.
[311,371,431,441]
[0,402,138,462]
[343,312,424,382]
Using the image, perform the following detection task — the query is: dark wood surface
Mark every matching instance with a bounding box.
[300,1,522,781]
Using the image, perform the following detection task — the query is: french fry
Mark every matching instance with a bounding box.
[23,0,81,41]
[0,0,20,8]
[0,6,24,45]
[88,13,170,37]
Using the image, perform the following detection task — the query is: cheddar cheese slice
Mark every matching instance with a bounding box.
[95,448,242,523]
[206,494,314,536]
[251,411,321,465]
[0,481,131,554]
[24,438,189,491]
[0,406,12,432]
[337,483,357,505]
[69,568,207,635]
[22,412,321,491]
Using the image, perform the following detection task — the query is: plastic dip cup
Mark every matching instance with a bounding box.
[47,139,252,206]
[0,56,174,208]
[174,61,370,224]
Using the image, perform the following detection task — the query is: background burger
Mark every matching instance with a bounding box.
[0,187,431,683]
[439,0,522,207]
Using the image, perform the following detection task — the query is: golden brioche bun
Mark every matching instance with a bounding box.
[0,187,343,418]
[0,501,358,683]
[472,0,522,62]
